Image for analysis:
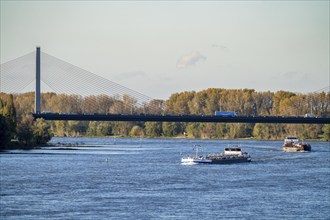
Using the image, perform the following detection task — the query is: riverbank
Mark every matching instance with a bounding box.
[0,140,54,151]
[2,135,327,152]
[51,134,329,142]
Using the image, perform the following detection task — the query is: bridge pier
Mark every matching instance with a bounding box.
[35,47,41,114]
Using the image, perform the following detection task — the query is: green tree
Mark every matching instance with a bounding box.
[201,123,218,139]
[87,121,98,136]
[0,98,4,114]
[2,94,17,138]
[96,122,112,136]
[16,114,35,146]
[322,125,330,141]
[145,122,162,137]
[144,100,165,114]
[215,123,229,139]
[13,92,34,117]
[0,115,10,149]
[67,121,88,136]
[162,122,183,137]
[253,123,266,139]
[229,123,253,139]
[129,125,144,137]
[186,123,202,138]
[54,120,67,136]
[300,124,321,140]
[111,122,135,136]
[33,118,53,145]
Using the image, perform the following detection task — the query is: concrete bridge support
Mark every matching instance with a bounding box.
[35,47,41,113]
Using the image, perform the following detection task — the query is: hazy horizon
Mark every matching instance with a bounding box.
[1,1,329,99]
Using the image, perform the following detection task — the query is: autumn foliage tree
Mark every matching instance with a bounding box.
[1,88,329,140]
[0,94,53,149]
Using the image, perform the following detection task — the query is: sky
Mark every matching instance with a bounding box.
[1,1,329,99]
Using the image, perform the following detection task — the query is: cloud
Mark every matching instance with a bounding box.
[176,51,206,69]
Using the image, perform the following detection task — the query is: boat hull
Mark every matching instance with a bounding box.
[181,156,251,164]
[282,145,311,152]
[181,158,212,164]
[282,143,311,152]
[209,157,251,164]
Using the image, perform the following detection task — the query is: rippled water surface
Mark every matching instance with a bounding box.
[1,138,329,219]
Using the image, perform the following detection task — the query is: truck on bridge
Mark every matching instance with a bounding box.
[214,111,237,117]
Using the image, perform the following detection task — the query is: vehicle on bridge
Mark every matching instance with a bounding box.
[214,111,237,117]
[41,111,53,114]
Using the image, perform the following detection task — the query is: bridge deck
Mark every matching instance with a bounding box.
[33,113,330,124]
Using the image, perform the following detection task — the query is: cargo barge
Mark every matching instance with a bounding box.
[181,145,251,165]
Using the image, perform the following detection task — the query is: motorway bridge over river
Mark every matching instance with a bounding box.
[33,112,329,124]
[2,47,330,124]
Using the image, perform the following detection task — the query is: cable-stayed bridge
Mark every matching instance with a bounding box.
[0,49,157,108]
[1,48,329,124]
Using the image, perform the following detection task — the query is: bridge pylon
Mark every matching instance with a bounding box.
[35,47,41,114]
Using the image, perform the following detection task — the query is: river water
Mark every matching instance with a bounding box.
[1,138,329,219]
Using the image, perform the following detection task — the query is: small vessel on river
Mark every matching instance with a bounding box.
[282,137,311,152]
[181,145,251,165]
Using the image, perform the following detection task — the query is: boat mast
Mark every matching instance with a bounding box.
[195,145,201,158]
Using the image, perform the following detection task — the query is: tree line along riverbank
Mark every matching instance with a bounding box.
[1,88,329,149]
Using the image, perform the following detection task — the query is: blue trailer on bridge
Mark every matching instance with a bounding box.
[214,111,237,117]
